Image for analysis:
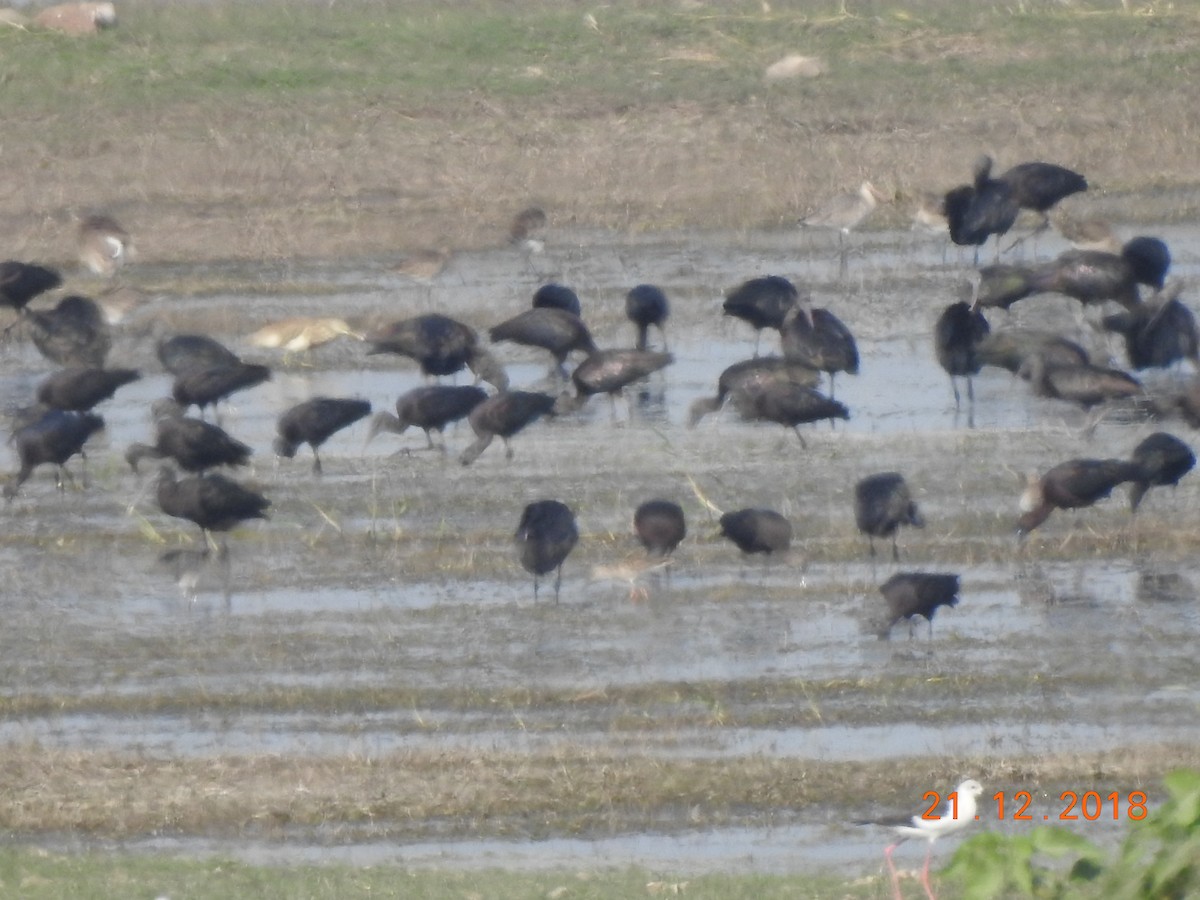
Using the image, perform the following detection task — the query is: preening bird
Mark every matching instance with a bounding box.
[723,275,802,356]
[77,214,134,277]
[367,385,488,452]
[1102,284,1198,371]
[779,306,859,397]
[274,397,372,474]
[877,572,959,639]
[515,499,578,603]
[4,410,105,499]
[531,283,580,316]
[945,155,1018,263]
[687,356,820,427]
[855,473,925,561]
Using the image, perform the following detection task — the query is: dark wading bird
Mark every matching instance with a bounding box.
[877,572,960,640]
[779,306,859,398]
[998,161,1088,253]
[855,473,925,562]
[155,466,270,554]
[36,367,140,412]
[1102,284,1199,371]
[459,390,556,466]
[489,307,597,377]
[367,385,488,453]
[0,261,61,323]
[172,361,272,419]
[723,275,802,356]
[974,236,1171,313]
[531,282,580,316]
[975,328,1089,375]
[934,296,990,410]
[727,380,848,447]
[625,283,670,351]
[274,397,372,474]
[687,356,820,427]
[718,508,792,559]
[1128,432,1195,513]
[1018,355,1143,430]
[126,401,252,473]
[858,778,984,900]
[1017,458,1142,536]
[26,295,111,367]
[555,349,673,419]
[4,410,104,499]
[365,313,508,391]
[633,499,687,558]
[945,155,1019,264]
[515,499,578,603]
[157,333,242,377]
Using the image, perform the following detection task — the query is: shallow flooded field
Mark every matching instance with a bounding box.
[0,223,1198,875]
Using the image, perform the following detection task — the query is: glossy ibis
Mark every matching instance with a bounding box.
[532,283,580,316]
[859,778,983,900]
[556,349,673,417]
[0,261,61,316]
[878,572,960,640]
[459,390,556,466]
[723,275,802,356]
[1129,431,1195,513]
[625,284,670,351]
[4,410,105,499]
[855,473,925,561]
[998,161,1087,252]
[367,384,488,452]
[688,356,820,427]
[779,306,859,397]
[945,155,1019,263]
[976,328,1089,375]
[155,466,270,553]
[77,214,133,277]
[27,295,111,367]
[172,361,271,419]
[1017,458,1142,536]
[718,508,792,558]
[633,499,686,557]
[488,307,597,376]
[36,367,140,411]
[1019,356,1142,412]
[515,499,578,603]
[157,333,242,377]
[126,401,252,473]
[1102,284,1198,371]
[274,397,372,474]
[365,313,508,391]
[934,298,990,409]
[727,380,848,447]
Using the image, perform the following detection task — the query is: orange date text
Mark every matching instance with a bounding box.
[920,790,1148,822]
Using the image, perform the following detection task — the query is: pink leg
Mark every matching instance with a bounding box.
[920,842,936,900]
[884,842,905,900]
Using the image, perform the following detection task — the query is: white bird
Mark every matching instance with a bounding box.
[859,778,983,900]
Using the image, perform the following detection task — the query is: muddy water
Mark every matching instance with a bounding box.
[1,223,1198,874]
